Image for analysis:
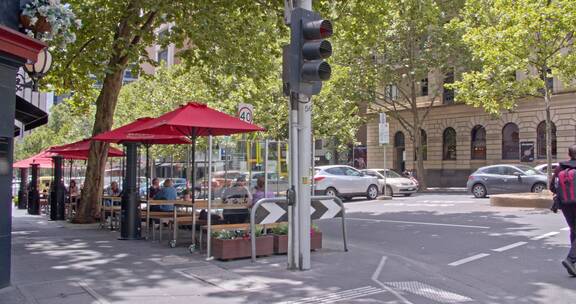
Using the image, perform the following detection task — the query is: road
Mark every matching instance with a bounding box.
[307,193,574,304]
[5,193,575,304]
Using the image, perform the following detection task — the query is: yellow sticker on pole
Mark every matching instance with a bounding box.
[302,177,309,185]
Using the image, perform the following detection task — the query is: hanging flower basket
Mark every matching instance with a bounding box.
[20,14,51,33]
[19,0,81,46]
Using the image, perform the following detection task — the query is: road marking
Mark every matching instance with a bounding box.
[276,286,386,304]
[448,253,491,266]
[347,218,490,229]
[531,231,560,240]
[386,281,473,303]
[491,242,527,252]
[371,256,415,304]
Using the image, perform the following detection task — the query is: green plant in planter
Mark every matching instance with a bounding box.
[21,0,81,46]
[271,223,288,235]
[311,224,321,236]
[211,226,264,240]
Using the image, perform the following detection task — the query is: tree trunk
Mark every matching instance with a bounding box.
[73,69,125,223]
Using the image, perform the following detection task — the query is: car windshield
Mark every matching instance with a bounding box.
[377,170,402,178]
[516,165,542,176]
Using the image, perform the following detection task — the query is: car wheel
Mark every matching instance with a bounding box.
[532,183,546,193]
[472,184,487,198]
[325,187,338,197]
[366,185,379,200]
[383,185,393,197]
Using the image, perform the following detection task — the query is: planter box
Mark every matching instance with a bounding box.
[273,232,322,254]
[211,235,273,260]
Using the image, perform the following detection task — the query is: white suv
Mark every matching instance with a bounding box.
[314,165,380,200]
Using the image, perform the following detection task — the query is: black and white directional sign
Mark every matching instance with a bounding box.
[255,201,288,224]
[311,199,343,220]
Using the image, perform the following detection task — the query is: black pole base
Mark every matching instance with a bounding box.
[27,190,40,215]
[120,192,141,240]
[17,190,27,209]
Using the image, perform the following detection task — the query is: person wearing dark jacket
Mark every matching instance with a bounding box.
[550,144,576,276]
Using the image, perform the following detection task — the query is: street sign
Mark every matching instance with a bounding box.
[237,103,254,124]
[379,123,389,145]
[311,198,342,219]
[255,201,288,224]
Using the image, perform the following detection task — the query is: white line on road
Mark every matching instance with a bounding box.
[276,286,385,304]
[448,253,491,266]
[491,242,527,252]
[371,256,415,304]
[531,232,560,240]
[347,218,490,229]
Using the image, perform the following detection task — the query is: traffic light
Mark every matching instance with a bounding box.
[288,8,333,96]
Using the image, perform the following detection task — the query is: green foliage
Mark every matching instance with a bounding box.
[14,102,94,161]
[271,223,288,235]
[449,0,576,114]
[211,226,264,240]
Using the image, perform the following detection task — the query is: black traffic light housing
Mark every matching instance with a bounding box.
[287,8,333,96]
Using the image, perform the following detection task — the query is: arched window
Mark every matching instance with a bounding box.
[443,127,457,160]
[471,125,486,160]
[394,131,405,148]
[502,123,519,160]
[537,121,557,159]
[414,129,427,161]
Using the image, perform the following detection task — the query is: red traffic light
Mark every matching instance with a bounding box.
[303,19,333,40]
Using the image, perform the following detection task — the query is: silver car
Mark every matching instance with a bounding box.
[314,165,380,200]
[361,169,418,197]
[467,164,548,198]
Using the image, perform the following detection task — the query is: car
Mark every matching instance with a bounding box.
[248,171,289,193]
[535,163,559,174]
[467,164,548,198]
[314,165,380,200]
[361,169,418,197]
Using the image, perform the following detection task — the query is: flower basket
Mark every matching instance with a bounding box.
[273,231,322,254]
[211,235,274,260]
[20,14,51,33]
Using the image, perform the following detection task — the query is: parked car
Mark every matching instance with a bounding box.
[535,163,559,174]
[249,171,289,193]
[314,165,380,200]
[467,164,548,198]
[361,169,418,197]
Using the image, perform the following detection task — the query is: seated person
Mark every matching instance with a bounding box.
[68,180,80,203]
[221,176,252,224]
[252,176,275,205]
[151,179,177,212]
[103,181,121,206]
[148,178,161,199]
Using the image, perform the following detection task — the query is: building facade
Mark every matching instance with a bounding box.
[367,83,576,187]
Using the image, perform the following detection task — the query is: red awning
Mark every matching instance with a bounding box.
[131,102,265,137]
[13,151,53,168]
[92,117,190,145]
[47,139,124,158]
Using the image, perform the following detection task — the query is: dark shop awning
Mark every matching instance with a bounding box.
[15,95,48,132]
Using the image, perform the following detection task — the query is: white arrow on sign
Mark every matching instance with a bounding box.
[319,199,340,219]
[310,205,316,216]
[260,202,286,224]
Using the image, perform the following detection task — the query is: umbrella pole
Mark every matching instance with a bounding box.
[146,145,150,200]
[207,135,213,260]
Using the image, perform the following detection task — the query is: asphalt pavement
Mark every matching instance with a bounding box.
[2,193,574,304]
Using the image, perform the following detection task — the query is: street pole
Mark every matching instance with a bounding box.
[288,92,299,270]
[383,144,387,196]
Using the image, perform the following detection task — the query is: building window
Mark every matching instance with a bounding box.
[471,125,486,160]
[537,121,557,159]
[443,127,457,160]
[443,72,454,104]
[394,131,405,147]
[157,49,168,63]
[414,129,427,161]
[385,85,398,100]
[502,123,519,160]
[421,78,428,96]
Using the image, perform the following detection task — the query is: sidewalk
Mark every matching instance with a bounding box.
[2,208,382,304]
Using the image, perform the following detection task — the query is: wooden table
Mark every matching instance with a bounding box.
[100,196,122,230]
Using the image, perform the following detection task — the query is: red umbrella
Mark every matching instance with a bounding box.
[92,117,191,144]
[13,150,55,168]
[47,139,124,158]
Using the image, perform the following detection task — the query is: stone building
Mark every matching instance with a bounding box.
[366,75,576,188]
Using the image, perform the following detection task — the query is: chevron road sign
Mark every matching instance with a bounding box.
[311,198,343,220]
[255,201,289,224]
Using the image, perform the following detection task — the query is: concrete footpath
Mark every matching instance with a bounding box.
[1,207,395,304]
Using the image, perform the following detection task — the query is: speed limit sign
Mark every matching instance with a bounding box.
[237,103,254,124]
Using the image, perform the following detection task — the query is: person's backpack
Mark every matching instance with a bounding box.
[556,168,576,204]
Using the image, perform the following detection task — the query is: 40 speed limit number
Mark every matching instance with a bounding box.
[237,103,254,124]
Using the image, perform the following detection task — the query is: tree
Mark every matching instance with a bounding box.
[46,0,288,222]
[450,0,576,184]
[326,0,466,189]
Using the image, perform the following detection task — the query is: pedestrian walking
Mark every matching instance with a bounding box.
[550,144,576,276]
